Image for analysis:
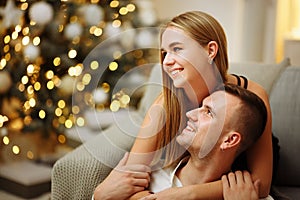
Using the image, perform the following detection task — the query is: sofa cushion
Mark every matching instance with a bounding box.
[229,58,290,94]
[269,66,300,186]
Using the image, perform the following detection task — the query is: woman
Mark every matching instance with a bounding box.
[94,11,273,200]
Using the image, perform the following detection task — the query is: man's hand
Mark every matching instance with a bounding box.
[222,171,260,200]
[94,152,151,200]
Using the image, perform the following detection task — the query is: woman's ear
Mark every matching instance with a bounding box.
[207,41,218,59]
[220,132,241,150]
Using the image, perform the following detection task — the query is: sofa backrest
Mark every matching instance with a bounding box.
[269,66,300,186]
[228,58,290,94]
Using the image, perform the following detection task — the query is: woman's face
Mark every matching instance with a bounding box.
[161,26,210,90]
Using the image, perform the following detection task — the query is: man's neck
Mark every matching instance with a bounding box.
[177,154,232,186]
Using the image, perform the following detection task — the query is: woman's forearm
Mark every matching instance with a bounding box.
[178,181,223,200]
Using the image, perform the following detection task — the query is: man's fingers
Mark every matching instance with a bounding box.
[117,152,129,167]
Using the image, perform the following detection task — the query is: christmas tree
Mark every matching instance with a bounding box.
[0,0,159,161]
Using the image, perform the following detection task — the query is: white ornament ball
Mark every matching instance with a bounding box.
[138,10,157,26]
[59,75,75,95]
[29,1,54,25]
[64,23,83,40]
[135,30,156,48]
[120,28,136,49]
[0,71,12,94]
[80,4,104,26]
[23,44,40,61]
[104,23,122,37]
[93,88,108,104]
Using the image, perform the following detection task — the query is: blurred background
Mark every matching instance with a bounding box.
[0,0,299,199]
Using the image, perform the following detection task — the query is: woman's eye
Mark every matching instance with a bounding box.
[173,47,182,52]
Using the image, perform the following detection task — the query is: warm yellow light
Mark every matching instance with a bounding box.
[47,81,55,90]
[55,108,63,116]
[15,25,22,33]
[112,20,121,28]
[53,57,61,66]
[127,4,135,12]
[110,100,120,112]
[46,70,54,79]
[22,27,30,35]
[22,36,30,45]
[21,76,29,84]
[34,82,41,91]
[3,136,10,145]
[94,28,103,36]
[58,100,66,108]
[68,49,77,59]
[76,117,85,127]
[5,53,11,61]
[90,60,99,70]
[12,31,18,40]
[102,82,110,93]
[82,73,91,85]
[27,85,34,94]
[3,44,9,53]
[0,58,7,69]
[58,134,66,144]
[15,43,22,52]
[120,94,130,105]
[33,37,40,46]
[27,151,34,159]
[119,7,128,15]
[24,115,32,125]
[72,106,80,114]
[12,145,20,155]
[21,3,28,10]
[65,119,73,128]
[76,82,85,91]
[27,64,34,74]
[29,98,36,107]
[109,61,118,71]
[39,110,46,119]
[4,35,10,44]
[110,0,119,8]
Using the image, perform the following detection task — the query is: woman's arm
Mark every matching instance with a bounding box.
[127,93,165,165]
[93,94,165,199]
[245,82,273,197]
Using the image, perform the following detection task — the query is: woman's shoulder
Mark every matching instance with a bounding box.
[246,79,269,104]
[228,74,269,104]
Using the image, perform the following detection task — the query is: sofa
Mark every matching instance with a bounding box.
[51,57,300,200]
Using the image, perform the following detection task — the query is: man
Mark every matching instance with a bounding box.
[131,84,272,200]
[95,84,272,200]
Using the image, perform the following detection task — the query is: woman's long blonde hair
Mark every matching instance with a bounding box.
[156,11,229,166]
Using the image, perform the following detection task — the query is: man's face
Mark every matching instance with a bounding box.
[176,91,240,159]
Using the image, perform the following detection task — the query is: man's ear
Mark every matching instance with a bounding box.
[207,41,218,59]
[220,132,241,150]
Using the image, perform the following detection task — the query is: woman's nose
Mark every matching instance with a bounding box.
[163,52,175,66]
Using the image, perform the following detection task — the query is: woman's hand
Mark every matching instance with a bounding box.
[94,152,151,200]
[222,171,260,200]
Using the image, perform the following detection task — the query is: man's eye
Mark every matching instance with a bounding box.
[206,110,213,117]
